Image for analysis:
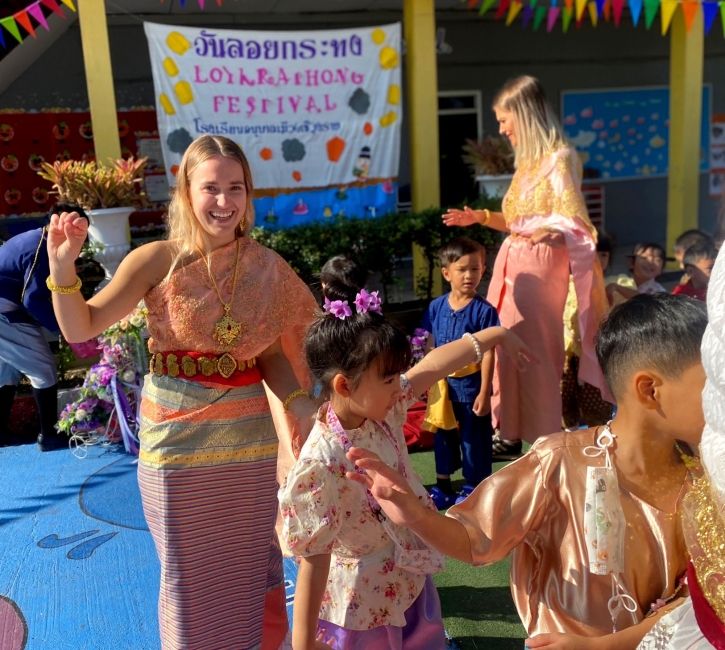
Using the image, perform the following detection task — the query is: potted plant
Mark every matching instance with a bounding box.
[37,157,148,284]
[461,136,515,199]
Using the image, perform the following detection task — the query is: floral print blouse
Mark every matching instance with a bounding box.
[278,376,441,630]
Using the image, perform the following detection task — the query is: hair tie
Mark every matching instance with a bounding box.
[323,289,382,320]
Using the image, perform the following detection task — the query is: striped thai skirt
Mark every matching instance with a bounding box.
[138,374,287,650]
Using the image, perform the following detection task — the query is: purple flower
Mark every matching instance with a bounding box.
[323,297,352,320]
[354,289,382,315]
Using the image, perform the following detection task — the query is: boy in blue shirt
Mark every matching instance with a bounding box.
[422,237,499,508]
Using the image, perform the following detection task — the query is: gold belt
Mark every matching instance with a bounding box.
[150,351,257,380]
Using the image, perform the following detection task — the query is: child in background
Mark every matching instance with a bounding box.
[279,286,532,650]
[420,237,499,508]
[348,293,706,640]
[318,254,368,302]
[606,242,667,305]
[672,240,716,301]
[561,231,614,430]
[673,228,712,269]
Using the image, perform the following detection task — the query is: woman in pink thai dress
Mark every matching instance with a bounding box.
[444,75,609,452]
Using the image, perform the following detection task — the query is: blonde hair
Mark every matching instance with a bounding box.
[493,75,567,166]
[166,135,255,271]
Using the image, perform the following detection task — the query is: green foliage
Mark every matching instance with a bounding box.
[251,203,503,302]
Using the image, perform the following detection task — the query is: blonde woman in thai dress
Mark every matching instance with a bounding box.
[443,75,609,452]
[46,135,317,649]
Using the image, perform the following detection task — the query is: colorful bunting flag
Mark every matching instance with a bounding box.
[14,9,36,38]
[702,0,719,33]
[59,0,76,10]
[588,1,599,24]
[534,4,548,28]
[629,0,645,24]
[0,27,5,49]
[562,5,574,30]
[496,0,513,19]
[575,0,587,20]
[682,0,700,29]
[611,0,626,24]
[546,5,561,30]
[643,0,659,27]
[28,2,50,31]
[0,17,22,44]
[41,0,66,19]
[660,0,678,33]
[521,3,535,26]
[479,0,498,15]
[720,0,725,34]
[507,0,524,24]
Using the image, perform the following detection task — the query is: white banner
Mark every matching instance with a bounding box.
[144,22,402,228]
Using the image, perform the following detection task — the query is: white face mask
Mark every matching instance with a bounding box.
[583,424,638,631]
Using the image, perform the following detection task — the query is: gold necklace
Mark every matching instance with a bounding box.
[206,238,243,347]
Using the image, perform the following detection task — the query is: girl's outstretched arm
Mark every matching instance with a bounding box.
[292,553,332,650]
[346,448,474,563]
[406,326,536,397]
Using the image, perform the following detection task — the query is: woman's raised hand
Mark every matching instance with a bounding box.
[47,211,89,271]
[442,206,479,228]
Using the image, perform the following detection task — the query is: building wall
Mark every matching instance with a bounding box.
[1,8,723,247]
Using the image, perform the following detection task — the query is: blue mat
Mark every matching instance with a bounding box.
[0,442,299,650]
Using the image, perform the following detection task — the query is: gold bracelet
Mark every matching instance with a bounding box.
[46,275,82,295]
[283,388,309,412]
[480,209,491,226]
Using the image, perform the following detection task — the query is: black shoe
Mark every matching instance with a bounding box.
[37,431,68,452]
[492,435,522,461]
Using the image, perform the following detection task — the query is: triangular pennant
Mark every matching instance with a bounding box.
[629,0,644,25]
[521,3,535,26]
[179,0,186,6]
[0,17,23,44]
[682,0,699,30]
[479,0,498,14]
[198,0,205,7]
[612,0,625,23]
[530,0,539,7]
[14,9,36,38]
[562,5,574,29]
[643,0,659,28]
[28,2,50,31]
[216,0,223,5]
[467,0,480,8]
[702,0,719,33]
[603,0,612,21]
[0,28,6,49]
[547,5,561,29]
[533,4,548,27]
[575,0,587,19]
[506,0,524,24]
[58,0,76,10]
[564,0,574,9]
[720,0,725,35]
[595,0,606,16]
[40,0,66,18]
[588,1,599,24]
[660,0,678,33]
[496,0,513,19]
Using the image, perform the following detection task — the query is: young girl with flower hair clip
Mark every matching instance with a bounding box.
[279,288,534,649]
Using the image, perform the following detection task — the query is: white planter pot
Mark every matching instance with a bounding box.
[87,207,133,286]
[475,174,514,199]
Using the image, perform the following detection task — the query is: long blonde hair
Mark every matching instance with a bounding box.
[493,75,567,166]
[166,135,255,271]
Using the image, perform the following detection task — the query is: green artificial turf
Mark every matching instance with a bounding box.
[408,450,527,649]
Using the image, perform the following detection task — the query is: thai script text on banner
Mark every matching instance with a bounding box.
[144,22,402,228]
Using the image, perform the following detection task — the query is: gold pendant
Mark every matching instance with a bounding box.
[213,306,243,347]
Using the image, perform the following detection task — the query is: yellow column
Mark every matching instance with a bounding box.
[667,9,703,265]
[77,0,121,162]
[403,0,442,297]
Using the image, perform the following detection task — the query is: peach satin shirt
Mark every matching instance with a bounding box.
[446,429,688,636]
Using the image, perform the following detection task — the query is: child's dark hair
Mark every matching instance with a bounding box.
[439,237,485,267]
[305,311,412,400]
[595,293,707,399]
[52,203,89,222]
[674,229,712,254]
[319,255,368,302]
[596,230,614,254]
[683,240,716,267]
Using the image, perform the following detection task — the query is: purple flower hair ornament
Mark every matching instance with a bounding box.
[323,296,353,320]
[354,289,383,316]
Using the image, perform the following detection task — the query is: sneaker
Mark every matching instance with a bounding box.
[429,486,456,510]
[454,484,476,505]
[37,431,69,452]
[492,435,522,461]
